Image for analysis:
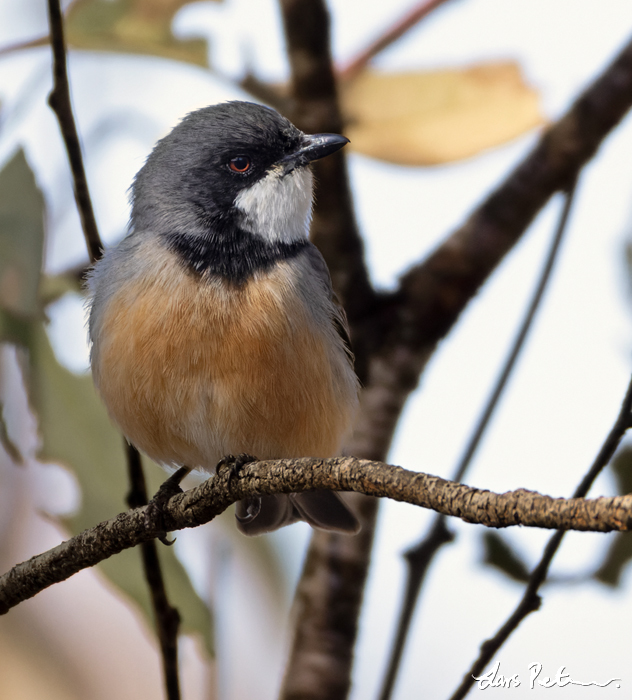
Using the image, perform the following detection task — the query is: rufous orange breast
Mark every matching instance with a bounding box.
[90,245,355,472]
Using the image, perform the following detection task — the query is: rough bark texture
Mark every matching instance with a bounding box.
[278,3,382,695]
[3,455,632,616]
[398,39,632,353]
[276,6,632,696]
[34,5,632,697]
[279,0,377,334]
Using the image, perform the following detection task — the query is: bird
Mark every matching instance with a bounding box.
[87,100,360,536]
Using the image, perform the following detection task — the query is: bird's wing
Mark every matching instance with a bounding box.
[303,244,355,367]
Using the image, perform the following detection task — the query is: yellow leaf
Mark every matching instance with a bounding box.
[65,0,215,66]
[341,62,543,165]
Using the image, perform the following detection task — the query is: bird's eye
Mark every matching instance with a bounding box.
[228,156,252,173]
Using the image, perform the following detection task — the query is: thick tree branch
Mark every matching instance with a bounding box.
[278,0,377,334]
[3,456,632,616]
[278,4,382,696]
[277,13,632,699]
[397,34,632,354]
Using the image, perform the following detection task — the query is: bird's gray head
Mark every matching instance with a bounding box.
[131,101,348,253]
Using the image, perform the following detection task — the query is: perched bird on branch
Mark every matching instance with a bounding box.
[87,101,360,535]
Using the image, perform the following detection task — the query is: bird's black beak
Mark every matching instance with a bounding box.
[279,133,349,174]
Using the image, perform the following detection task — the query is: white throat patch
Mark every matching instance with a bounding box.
[234,166,314,244]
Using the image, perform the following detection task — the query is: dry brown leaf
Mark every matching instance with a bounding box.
[65,0,215,66]
[341,62,543,165]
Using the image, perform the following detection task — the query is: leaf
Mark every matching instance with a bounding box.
[341,62,543,165]
[594,447,632,587]
[0,149,45,321]
[482,531,531,583]
[0,148,45,418]
[26,322,214,653]
[65,0,213,66]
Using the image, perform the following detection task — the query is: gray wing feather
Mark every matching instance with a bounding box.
[303,244,355,367]
[235,493,360,536]
[236,245,359,537]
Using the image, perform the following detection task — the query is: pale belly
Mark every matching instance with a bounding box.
[90,260,356,472]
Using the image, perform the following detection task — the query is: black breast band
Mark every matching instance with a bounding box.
[165,229,309,283]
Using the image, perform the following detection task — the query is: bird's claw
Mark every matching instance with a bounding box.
[216,453,258,481]
[144,466,188,544]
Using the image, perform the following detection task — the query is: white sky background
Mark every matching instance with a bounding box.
[3,0,632,698]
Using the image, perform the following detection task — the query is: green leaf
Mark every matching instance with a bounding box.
[482,531,531,583]
[594,447,632,587]
[65,0,213,67]
[26,322,214,653]
[0,149,45,326]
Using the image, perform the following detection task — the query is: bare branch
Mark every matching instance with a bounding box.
[452,180,578,483]
[3,455,632,615]
[46,0,102,264]
[46,5,181,696]
[378,517,454,700]
[277,3,380,695]
[276,19,632,700]
[449,362,632,700]
[239,73,291,113]
[0,34,49,57]
[397,34,632,355]
[278,0,377,332]
[378,179,579,700]
[125,444,181,700]
[338,0,458,82]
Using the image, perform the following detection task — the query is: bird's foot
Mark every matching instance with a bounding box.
[216,453,258,482]
[145,466,189,545]
[216,454,260,529]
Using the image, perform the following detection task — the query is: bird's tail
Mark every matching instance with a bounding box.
[235,491,360,536]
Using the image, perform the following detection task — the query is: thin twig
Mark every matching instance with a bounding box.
[0,34,49,57]
[46,0,101,263]
[126,444,181,700]
[449,371,632,700]
[46,4,181,696]
[338,0,457,82]
[377,517,454,700]
[239,72,290,113]
[377,178,579,700]
[453,178,578,484]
